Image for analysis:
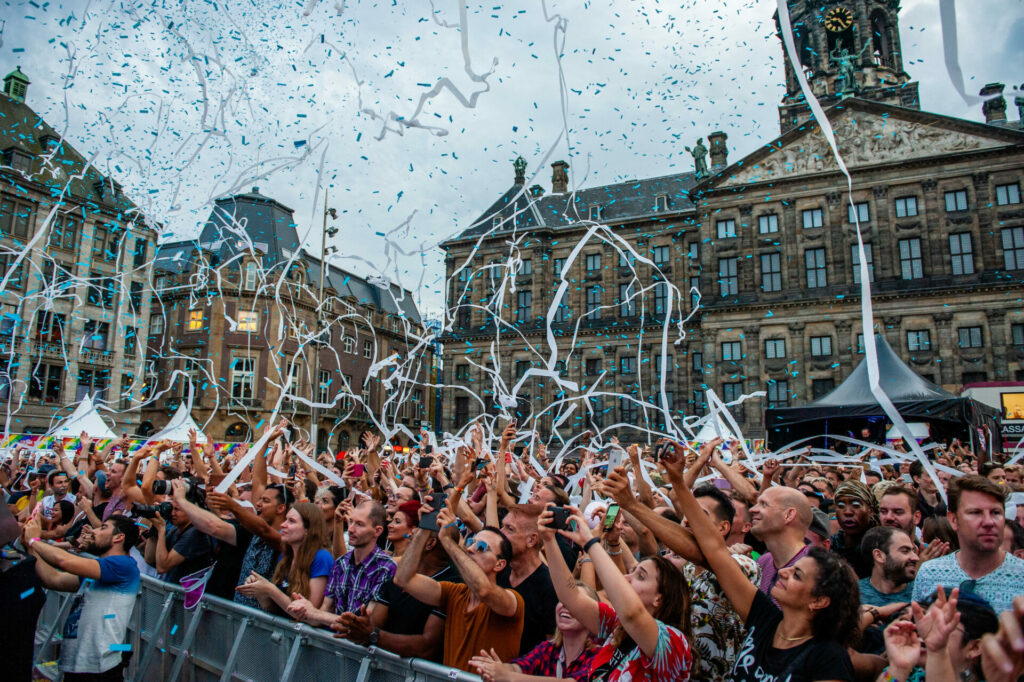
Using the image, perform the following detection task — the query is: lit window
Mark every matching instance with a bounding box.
[187,309,204,331]
[238,311,258,333]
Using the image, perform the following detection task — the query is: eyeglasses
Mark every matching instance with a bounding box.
[465,536,491,553]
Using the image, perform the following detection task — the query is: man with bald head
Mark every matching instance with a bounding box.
[751,485,813,602]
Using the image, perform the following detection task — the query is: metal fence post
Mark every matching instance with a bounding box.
[217,617,250,682]
[167,600,206,682]
[134,592,176,681]
[279,633,304,682]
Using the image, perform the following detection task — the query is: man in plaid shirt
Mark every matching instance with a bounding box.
[286,500,395,626]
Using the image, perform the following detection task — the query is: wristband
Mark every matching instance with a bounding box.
[443,484,454,491]
[583,537,601,553]
[443,521,459,529]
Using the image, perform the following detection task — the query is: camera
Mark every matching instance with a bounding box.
[133,502,173,521]
[152,479,190,496]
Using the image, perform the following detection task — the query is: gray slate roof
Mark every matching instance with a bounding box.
[155,188,422,324]
[446,170,699,245]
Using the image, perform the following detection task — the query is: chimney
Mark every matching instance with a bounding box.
[529,184,545,198]
[551,160,570,194]
[980,83,1007,124]
[708,131,729,170]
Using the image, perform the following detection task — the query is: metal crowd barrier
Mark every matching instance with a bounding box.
[35,574,481,682]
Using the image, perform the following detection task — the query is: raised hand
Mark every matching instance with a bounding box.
[883,619,922,676]
[913,587,961,653]
[602,466,635,508]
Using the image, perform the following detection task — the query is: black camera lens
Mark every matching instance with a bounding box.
[152,479,190,496]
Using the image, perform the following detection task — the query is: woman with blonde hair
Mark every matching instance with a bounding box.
[236,502,333,616]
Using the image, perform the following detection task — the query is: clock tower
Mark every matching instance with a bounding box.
[775,0,920,133]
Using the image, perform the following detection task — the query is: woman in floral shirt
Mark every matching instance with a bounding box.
[538,503,693,681]
[469,583,600,681]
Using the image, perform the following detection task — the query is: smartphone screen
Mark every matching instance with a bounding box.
[603,504,620,532]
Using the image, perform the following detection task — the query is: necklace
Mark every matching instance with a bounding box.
[778,632,812,641]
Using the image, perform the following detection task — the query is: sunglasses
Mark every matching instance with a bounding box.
[464,536,491,553]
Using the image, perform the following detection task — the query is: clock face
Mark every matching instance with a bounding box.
[824,6,854,32]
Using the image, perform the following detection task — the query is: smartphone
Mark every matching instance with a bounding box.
[656,441,674,462]
[474,457,488,471]
[608,447,624,471]
[418,492,448,532]
[288,464,297,479]
[425,444,434,455]
[603,504,621,532]
[545,506,571,532]
[419,455,434,469]
[351,463,366,477]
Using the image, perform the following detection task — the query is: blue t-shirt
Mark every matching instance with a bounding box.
[61,555,140,674]
[858,577,914,607]
[311,549,334,579]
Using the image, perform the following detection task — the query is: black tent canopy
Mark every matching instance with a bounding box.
[765,334,1001,450]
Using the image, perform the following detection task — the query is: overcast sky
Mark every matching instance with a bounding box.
[3,0,1022,317]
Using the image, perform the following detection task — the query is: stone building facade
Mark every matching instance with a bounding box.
[440,1,1024,439]
[141,189,433,450]
[0,67,159,434]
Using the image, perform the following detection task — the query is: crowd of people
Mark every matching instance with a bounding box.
[3,419,1024,681]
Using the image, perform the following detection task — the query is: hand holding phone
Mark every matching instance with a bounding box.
[418,492,449,532]
[543,506,571,532]
[603,503,621,532]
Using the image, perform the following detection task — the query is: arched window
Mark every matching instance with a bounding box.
[137,421,155,437]
[870,11,893,67]
[337,431,351,450]
[225,422,251,442]
[244,261,258,291]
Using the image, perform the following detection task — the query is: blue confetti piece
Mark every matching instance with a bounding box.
[171,625,179,635]
[109,644,132,652]
[104,614,116,619]
[20,588,35,600]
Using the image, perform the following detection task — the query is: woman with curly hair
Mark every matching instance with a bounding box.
[236,502,332,616]
[676,442,860,681]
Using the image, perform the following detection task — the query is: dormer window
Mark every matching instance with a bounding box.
[492,215,502,228]
[3,148,33,174]
[38,134,60,150]
[655,195,668,211]
[588,205,603,221]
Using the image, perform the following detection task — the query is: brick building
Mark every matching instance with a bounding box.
[0,67,158,434]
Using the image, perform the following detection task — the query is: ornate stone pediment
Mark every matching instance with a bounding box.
[718,107,1008,188]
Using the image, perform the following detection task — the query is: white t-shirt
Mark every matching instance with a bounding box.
[41,492,77,516]
[60,554,140,673]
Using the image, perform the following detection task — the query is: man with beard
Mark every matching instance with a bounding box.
[914,476,1024,614]
[859,526,918,607]
[24,514,140,680]
[829,480,877,578]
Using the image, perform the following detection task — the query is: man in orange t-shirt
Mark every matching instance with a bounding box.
[394,506,524,670]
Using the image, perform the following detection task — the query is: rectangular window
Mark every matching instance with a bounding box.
[82,320,110,351]
[244,262,259,290]
[456,307,471,328]
[655,354,673,376]
[585,253,601,272]
[767,380,789,408]
[949,233,975,276]
[717,219,737,239]
[907,330,932,352]
[810,336,833,357]
[49,214,79,250]
[653,281,668,315]
[620,357,637,374]
[718,257,738,296]
[516,290,532,322]
[805,248,827,288]
[0,255,24,291]
[851,243,874,284]
[894,196,919,218]
[812,378,835,399]
[231,358,255,399]
[857,333,865,354]
[553,258,566,278]
[238,311,258,333]
[802,208,824,229]
[996,183,1022,206]
[455,364,470,381]
[692,389,706,414]
[691,352,703,373]
[342,337,354,354]
[29,363,63,403]
[0,357,15,400]
[619,398,638,425]
[454,396,469,428]
[133,239,148,267]
[36,312,66,344]
[764,338,786,359]
[721,341,741,361]
[899,238,924,280]
[687,242,699,261]
[619,283,636,317]
[554,301,571,323]
[149,315,164,336]
[187,309,204,331]
[690,276,701,310]
[318,370,331,404]
[364,340,372,358]
[722,382,743,403]
[761,252,782,292]
[515,361,530,379]
[957,326,983,348]
[652,245,670,267]
[124,326,138,356]
[0,197,34,239]
[585,358,602,376]
[76,367,110,402]
[848,202,870,223]
[586,285,602,318]
[1002,227,1024,270]
[519,259,532,276]
[962,371,987,384]
[758,214,779,234]
[944,190,968,212]
[1012,323,1024,347]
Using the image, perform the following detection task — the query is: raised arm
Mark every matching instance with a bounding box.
[436,506,518,617]
[392,527,442,607]
[674,438,756,621]
[538,506,602,635]
[627,444,656,509]
[171,481,237,545]
[711,445,759,504]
